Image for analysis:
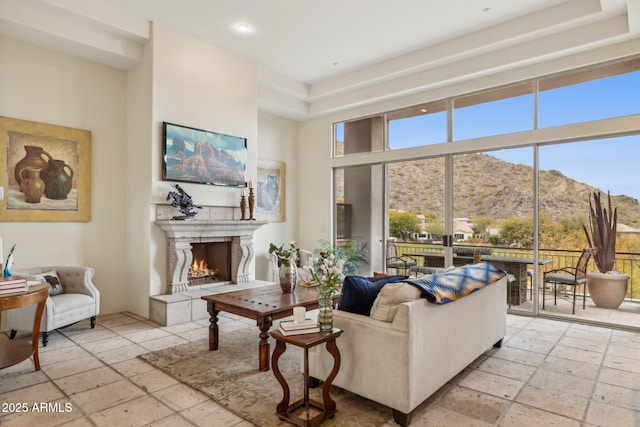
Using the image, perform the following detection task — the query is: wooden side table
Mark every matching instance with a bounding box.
[269,328,343,427]
[0,282,48,371]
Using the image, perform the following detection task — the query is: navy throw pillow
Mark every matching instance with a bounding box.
[339,275,407,315]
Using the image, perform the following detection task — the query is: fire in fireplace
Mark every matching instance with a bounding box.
[188,242,231,285]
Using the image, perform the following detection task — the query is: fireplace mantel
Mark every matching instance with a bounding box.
[156,220,266,239]
[156,210,266,294]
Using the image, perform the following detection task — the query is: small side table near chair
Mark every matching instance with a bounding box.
[0,282,48,371]
[270,328,343,427]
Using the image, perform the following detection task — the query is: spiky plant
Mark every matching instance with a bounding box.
[583,191,617,273]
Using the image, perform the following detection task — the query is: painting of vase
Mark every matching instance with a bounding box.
[1,116,91,222]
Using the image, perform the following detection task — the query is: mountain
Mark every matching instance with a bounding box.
[341,152,640,227]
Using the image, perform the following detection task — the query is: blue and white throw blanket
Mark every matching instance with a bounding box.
[404,262,505,304]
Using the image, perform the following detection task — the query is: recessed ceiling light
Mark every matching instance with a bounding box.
[235,23,252,33]
[420,108,428,113]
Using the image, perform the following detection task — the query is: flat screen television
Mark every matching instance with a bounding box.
[162,121,247,187]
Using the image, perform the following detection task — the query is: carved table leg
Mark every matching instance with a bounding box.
[258,315,273,371]
[32,299,46,371]
[271,340,290,415]
[322,338,341,418]
[207,302,219,351]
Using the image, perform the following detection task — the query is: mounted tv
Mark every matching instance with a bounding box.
[162,122,247,187]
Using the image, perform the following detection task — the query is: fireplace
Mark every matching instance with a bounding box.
[156,205,266,294]
[189,241,231,285]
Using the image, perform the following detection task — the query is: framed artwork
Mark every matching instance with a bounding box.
[256,160,285,222]
[1,116,91,222]
[162,122,247,187]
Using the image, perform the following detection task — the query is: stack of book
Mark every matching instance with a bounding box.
[0,276,28,295]
[278,318,319,336]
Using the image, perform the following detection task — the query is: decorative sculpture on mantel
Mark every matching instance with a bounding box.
[167,184,201,220]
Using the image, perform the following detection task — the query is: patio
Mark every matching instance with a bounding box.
[397,243,640,332]
[511,288,640,330]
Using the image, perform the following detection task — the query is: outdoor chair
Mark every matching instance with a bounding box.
[542,248,596,314]
[386,240,416,274]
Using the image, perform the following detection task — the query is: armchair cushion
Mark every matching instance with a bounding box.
[41,270,64,296]
[19,270,65,296]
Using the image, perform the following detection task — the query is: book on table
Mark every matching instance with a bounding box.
[0,276,27,287]
[0,284,28,295]
[278,325,320,336]
[279,318,317,331]
[0,281,28,290]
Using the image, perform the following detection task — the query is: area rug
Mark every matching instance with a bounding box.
[138,327,392,426]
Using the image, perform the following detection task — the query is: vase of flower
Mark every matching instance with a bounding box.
[304,248,345,332]
[317,287,334,331]
[279,264,297,293]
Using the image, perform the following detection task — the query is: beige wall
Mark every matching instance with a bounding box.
[254,111,300,280]
[0,36,129,315]
[0,28,300,318]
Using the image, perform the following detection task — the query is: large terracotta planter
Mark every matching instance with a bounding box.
[587,271,629,309]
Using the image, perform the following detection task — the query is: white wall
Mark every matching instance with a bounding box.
[254,111,300,280]
[0,36,129,315]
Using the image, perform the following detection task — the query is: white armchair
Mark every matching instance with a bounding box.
[4,266,100,346]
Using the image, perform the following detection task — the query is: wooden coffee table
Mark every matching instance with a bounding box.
[202,285,340,371]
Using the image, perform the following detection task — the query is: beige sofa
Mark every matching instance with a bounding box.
[308,275,507,426]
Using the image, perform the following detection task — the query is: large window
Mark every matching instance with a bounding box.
[387,100,447,149]
[333,56,640,329]
[453,83,534,140]
[539,58,640,128]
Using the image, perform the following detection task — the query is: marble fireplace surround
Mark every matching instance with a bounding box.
[151,205,270,326]
[155,205,266,294]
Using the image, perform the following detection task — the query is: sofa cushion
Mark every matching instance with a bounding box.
[338,275,407,316]
[370,282,421,322]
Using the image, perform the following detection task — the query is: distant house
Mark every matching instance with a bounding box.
[453,221,474,241]
[617,223,640,236]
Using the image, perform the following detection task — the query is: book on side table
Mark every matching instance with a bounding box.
[0,276,28,294]
[279,318,320,336]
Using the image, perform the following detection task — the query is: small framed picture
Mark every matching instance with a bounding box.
[256,160,285,222]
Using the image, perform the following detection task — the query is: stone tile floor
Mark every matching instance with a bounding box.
[1,312,639,426]
[511,290,640,331]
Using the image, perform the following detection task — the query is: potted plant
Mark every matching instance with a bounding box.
[582,191,629,309]
[269,242,299,293]
[317,237,368,276]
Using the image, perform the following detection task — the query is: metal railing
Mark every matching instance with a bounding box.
[396,242,640,302]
